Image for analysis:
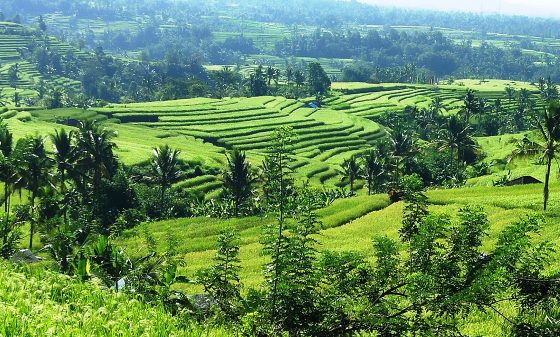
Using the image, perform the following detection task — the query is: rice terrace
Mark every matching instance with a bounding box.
[2,0,560,336]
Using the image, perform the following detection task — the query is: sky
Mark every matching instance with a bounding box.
[359,0,560,18]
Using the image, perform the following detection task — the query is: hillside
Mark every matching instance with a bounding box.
[2,1,560,336]
[0,21,85,105]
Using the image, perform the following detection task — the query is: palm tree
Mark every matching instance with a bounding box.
[430,97,443,115]
[286,67,294,85]
[462,89,480,122]
[223,149,254,216]
[505,86,516,102]
[342,156,361,193]
[0,89,7,107]
[51,129,76,193]
[388,127,416,182]
[0,123,13,213]
[509,103,560,210]
[266,66,275,86]
[437,115,478,165]
[16,136,53,250]
[51,129,76,224]
[0,123,15,248]
[76,121,117,198]
[361,149,386,195]
[150,145,182,217]
[294,70,305,96]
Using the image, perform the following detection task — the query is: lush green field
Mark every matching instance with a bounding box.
[115,182,560,290]
[2,81,559,336]
[0,79,547,198]
[0,262,230,337]
[0,22,86,104]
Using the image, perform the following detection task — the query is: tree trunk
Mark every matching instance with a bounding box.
[61,170,68,225]
[29,193,35,250]
[544,154,553,211]
[160,185,166,218]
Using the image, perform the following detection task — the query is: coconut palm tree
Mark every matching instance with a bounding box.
[75,121,117,198]
[0,123,15,249]
[505,86,516,102]
[16,135,53,250]
[150,145,182,217]
[294,70,305,96]
[509,102,560,210]
[0,123,14,213]
[51,129,76,194]
[285,67,294,85]
[342,156,361,193]
[223,149,255,216]
[51,129,77,224]
[361,149,386,195]
[266,66,275,86]
[388,127,417,182]
[462,89,480,122]
[437,115,479,165]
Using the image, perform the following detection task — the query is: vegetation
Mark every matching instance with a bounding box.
[3,0,560,336]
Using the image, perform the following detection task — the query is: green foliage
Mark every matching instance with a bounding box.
[341,155,361,193]
[223,149,255,216]
[0,216,21,259]
[198,230,243,323]
[361,148,388,195]
[307,62,331,99]
[400,175,429,241]
[261,126,296,216]
[150,144,182,218]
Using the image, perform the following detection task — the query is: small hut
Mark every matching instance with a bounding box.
[505,176,542,186]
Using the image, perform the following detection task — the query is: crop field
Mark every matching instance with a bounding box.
[0,22,86,104]
[116,182,560,290]
[329,80,543,118]
[2,76,559,336]
[85,95,387,194]
[0,262,229,337]
[2,79,542,198]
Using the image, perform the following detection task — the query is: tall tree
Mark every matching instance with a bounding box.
[150,145,182,217]
[0,122,15,251]
[307,62,331,99]
[285,67,294,85]
[16,136,53,250]
[249,65,268,97]
[342,156,361,193]
[361,149,386,195]
[388,126,417,182]
[8,63,19,91]
[51,129,76,224]
[75,121,117,199]
[509,102,560,210]
[260,126,296,326]
[437,115,479,165]
[51,129,76,194]
[223,149,254,217]
[461,88,480,122]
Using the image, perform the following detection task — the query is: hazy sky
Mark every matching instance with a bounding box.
[359,0,560,18]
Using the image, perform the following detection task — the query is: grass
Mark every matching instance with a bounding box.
[115,181,560,297]
[0,262,229,337]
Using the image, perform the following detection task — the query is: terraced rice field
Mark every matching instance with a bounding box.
[65,79,540,197]
[0,22,86,101]
[89,96,386,195]
[329,81,544,118]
